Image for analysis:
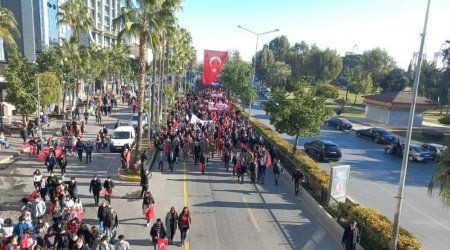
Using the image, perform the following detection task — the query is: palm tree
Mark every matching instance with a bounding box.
[0,7,19,45]
[428,147,450,207]
[57,38,82,108]
[114,0,167,163]
[109,43,130,94]
[57,0,94,42]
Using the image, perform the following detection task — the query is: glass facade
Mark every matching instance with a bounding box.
[0,38,4,61]
[47,0,59,45]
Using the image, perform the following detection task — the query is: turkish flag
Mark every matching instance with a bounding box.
[202,50,228,84]
[157,238,168,250]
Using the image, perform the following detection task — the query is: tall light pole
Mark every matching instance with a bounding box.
[237,25,279,117]
[390,0,431,249]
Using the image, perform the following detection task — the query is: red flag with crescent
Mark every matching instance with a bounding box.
[157,238,168,250]
[202,50,228,84]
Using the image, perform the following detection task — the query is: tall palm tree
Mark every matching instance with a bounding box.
[57,0,94,42]
[109,43,130,94]
[114,0,166,162]
[0,7,19,45]
[428,147,450,207]
[57,38,82,108]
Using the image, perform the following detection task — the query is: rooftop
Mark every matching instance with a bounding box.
[364,91,437,105]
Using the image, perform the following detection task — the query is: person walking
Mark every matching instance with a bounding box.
[104,207,118,243]
[150,219,166,250]
[249,159,257,184]
[103,177,114,204]
[76,139,85,162]
[89,175,102,206]
[121,148,131,172]
[165,207,178,245]
[67,177,78,199]
[98,235,114,250]
[84,140,94,163]
[46,171,57,202]
[33,169,43,189]
[142,192,155,227]
[57,154,67,177]
[45,152,57,173]
[168,150,176,172]
[30,196,46,219]
[140,169,150,199]
[83,110,89,124]
[237,159,247,184]
[178,207,191,246]
[114,235,130,250]
[273,160,284,186]
[97,201,109,235]
[341,221,360,250]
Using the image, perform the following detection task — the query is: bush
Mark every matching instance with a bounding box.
[421,129,444,141]
[345,204,422,250]
[438,115,450,125]
[314,83,339,99]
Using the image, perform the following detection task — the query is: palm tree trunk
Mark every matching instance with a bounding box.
[134,22,148,164]
[151,56,157,131]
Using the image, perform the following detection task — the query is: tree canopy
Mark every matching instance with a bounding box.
[379,67,409,93]
[264,87,331,151]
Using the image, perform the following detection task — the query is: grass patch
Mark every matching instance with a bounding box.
[336,88,365,105]
[423,109,449,125]
[326,104,366,118]
[391,129,450,146]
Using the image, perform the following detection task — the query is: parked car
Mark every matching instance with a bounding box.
[325,117,353,130]
[109,126,136,152]
[130,113,148,130]
[304,139,342,162]
[385,143,434,162]
[421,143,446,162]
[355,128,395,144]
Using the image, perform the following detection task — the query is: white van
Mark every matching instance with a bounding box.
[109,126,136,152]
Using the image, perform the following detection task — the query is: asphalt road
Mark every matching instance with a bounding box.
[246,95,450,249]
[0,102,341,250]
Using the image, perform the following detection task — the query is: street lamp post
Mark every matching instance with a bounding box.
[237,25,279,117]
[390,0,431,249]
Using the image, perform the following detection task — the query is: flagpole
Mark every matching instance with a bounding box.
[390,0,431,249]
[237,25,279,117]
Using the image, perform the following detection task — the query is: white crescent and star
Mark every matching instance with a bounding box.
[209,56,222,73]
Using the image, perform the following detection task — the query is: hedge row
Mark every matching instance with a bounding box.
[235,104,422,250]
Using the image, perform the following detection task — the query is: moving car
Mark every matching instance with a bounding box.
[325,117,353,130]
[421,143,446,162]
[385,143,434,162]
[109,126,135,152]
[356,128,395,144]
[304,139,342,162]
[130,113,148,130]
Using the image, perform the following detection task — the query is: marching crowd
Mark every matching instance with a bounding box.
[0,85,316,250]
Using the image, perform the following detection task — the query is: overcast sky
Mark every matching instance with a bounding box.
[177,0,450,69]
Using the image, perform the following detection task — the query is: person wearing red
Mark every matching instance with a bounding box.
[178,207,191,246]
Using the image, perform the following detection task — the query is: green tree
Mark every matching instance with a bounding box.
[57,0,93,42]
[360,48,396,92]
[4,47,36,123]
[240,82,257,107]
[219,58,253,97]
[266,61,291,89]
[109,43,130,94]
[418,61,442,101]
[255,47,275,85]
[0,7,19,45]
[268,36,290,62]
[38,72,61,106]
[307,47,343,83]
[428,147,450,207]
[334,54,363,99]
[348,66,373,104]
[314,83,339,99]
[57,38,82,107]
[114,0,181,162]
[285,41,310,81]
[264,87,331,152]
[379,67,409,93]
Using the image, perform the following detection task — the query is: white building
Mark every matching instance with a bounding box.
[84,0,120,48]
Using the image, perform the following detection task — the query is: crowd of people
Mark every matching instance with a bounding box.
[0,85,312,250]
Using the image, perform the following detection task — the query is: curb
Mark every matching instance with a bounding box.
[117,166,141,182]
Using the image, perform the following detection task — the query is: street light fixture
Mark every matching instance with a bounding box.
[237,25,279,117]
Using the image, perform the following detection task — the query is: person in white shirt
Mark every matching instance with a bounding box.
[33,170,42,189]
[114,235,131,250]
[73,197,83,211]
[63,195,74,210]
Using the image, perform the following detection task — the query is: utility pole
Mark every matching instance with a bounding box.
[390,0,431,249]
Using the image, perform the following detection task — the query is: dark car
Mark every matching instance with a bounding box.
[356,128,395,144]
[385,143,434,162]
[325,117,353,130]
[421,143,446,162]
[304,139,342,162]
